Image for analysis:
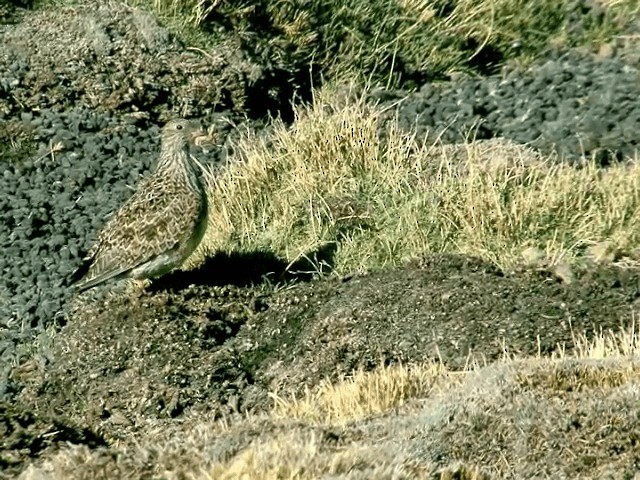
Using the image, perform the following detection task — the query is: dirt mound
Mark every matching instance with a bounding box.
[19,283,267,443]
[0,401,105,479]
[0,3,263,119]
[15,358,640,478]
[15,254,640,447]
[241,254,640,386]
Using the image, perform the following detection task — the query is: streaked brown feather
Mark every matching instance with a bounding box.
[70,118,208,292]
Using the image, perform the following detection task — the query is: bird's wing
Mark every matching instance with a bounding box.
[71,177,204,290]
[70,254,134,292]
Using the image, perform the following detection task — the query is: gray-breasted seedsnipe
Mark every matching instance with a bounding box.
[70,118,208,292]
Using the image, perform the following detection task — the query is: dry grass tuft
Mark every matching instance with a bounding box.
[513,320,640,393]
[202,429,438,480]
[196,84,640,275]
[570,319,640,359]
[271,361,449,425]
[19,420,442,480]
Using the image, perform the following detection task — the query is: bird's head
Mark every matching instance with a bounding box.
[161,118,204,152]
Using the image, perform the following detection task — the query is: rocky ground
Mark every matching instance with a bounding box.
[375,49,640,165]
[2,0,640,478]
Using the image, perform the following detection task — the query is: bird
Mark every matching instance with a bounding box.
[69,118,209,292]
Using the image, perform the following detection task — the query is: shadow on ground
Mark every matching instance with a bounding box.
[150,243,338,291]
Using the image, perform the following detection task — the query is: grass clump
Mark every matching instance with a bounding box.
[0,120,37,164]
[122,0,638,89]
[271,362,448,425]
[199,84,640,275]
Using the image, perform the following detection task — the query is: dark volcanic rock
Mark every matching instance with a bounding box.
[0,108,226,393]
[374,51,640,164]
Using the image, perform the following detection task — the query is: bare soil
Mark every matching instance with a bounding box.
[5,253,640,477]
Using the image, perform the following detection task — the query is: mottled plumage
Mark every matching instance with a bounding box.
[70,118,208,292]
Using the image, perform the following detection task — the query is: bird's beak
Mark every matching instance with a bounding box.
[189,120,204,137]
[191,128,205,140]
[191,123,218,150]
[189,122,206,144]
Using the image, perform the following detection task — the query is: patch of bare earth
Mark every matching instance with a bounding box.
[7,253,640,477]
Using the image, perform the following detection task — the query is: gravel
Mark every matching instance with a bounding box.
[2,5,640,396]
[0,108,225,396]
[374,50,640,164]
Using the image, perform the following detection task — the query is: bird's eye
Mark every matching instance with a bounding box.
[176,124,183,130]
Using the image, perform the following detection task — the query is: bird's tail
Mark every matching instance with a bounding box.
[63,258,93,290]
